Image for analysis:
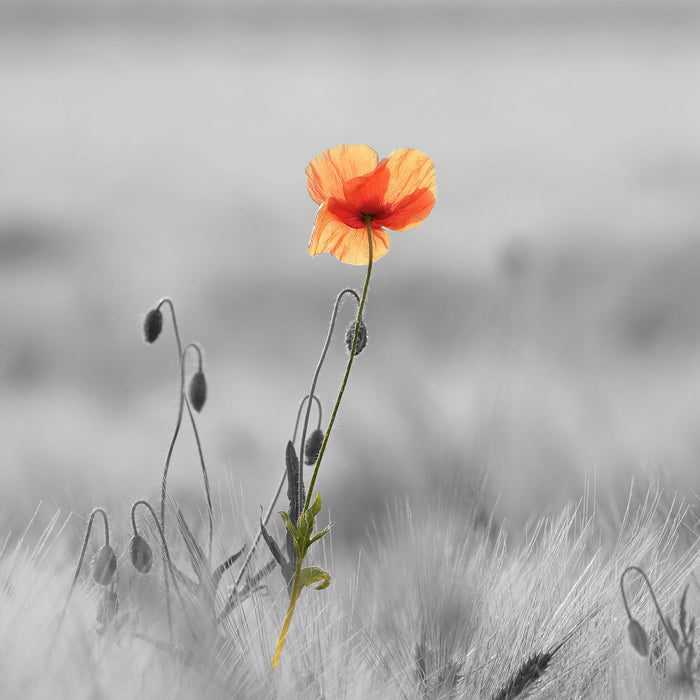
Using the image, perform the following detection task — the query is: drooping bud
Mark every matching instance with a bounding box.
[143,308,163,344]
[188,370,207,412]
[627,618,649,657]
[346,319,367,356]
[92,545,117,586]
[304,428,324,465]
[129,534,153,574]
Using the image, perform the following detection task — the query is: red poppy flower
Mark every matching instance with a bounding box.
[306,144,436,265]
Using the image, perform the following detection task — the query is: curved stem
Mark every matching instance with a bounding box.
[182,342,213,561]
[620,565,680,654]
[184,399,214,561]
[95,507,110,547]
[50,508,109,659]
[154,298,186,651]
[231,393,323,593]
[183,341,203,372]
[304,218,374,512]
[133,499,199,646]
[231,290,361,592]
[292,394,323,444]
[297,288,359,489]
[156,297,185,534]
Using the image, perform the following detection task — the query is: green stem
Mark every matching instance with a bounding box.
[304,217,374,512]
[271,557,303,669]
[297,288,360,517]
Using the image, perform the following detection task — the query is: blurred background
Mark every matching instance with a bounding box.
[1,0,700,558]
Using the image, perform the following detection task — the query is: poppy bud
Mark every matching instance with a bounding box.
[143,308,163,344]
[92,545,117,586]
[346,319,367,356]
[304,428,324,465]
[627,619,649,657]
[129,534,153,574]
[188,370,207,412]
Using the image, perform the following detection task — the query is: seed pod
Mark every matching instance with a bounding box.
[188,370,207,412]
[92,545,117,586]
[143,308,163,344]
[304,428,324,465]
[346,319,367,356]
[627,618,649,657]
[129,534,153,574]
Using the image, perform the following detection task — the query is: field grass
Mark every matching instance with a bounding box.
[3,481,700,698]
[2,4,700,697]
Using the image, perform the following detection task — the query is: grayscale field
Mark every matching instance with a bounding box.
[1,2,700,697]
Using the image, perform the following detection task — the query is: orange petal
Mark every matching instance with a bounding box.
[383,148,437,208]
[306,145,379,206]
[309,201,390,265]
[342,159,391,214]
[378,187,436,231]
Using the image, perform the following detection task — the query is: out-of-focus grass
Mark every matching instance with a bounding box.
[3,483,700,698]
[0,6,699,562]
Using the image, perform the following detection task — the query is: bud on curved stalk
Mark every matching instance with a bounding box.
[130,534,153,574]
[304,428,324,466]
[188,370,207,412]
[143,308,163,343]
[346,319,367,356]
[627,619,649,657]
[620,566,683,659]
[92,545,117,586]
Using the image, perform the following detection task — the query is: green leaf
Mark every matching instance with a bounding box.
[308,493,322,519]
[299,566,331,590]
[296,513,313,554]
[309,521,333,546]
[279,510,299,550]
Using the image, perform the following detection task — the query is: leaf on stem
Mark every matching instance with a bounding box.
[299,566,331,591]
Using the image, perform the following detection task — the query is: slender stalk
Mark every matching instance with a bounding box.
[132,500,199,645]
[292,394,323,444]
[620,565,680,654]
[304,218,374,511]
[157,297,185,534]
[271,557,303,669]
[297,288,359,499]
[231,291,358,593]
[182,342,213,560]
[50,508,110,659]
